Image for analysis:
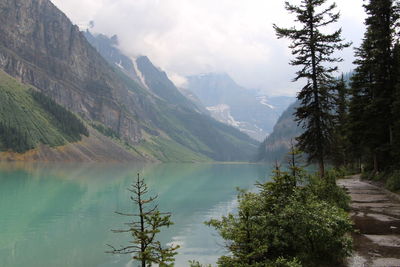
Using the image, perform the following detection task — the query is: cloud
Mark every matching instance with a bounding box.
[51,0,366,96]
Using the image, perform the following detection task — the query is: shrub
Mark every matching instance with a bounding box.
[207,171,353,266]
[333,167,347,178]
[386,170,400,192]
[306,170,351,210]
[269,257,302,267]
[189,260,212,267]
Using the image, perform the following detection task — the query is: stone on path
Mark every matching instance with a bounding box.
[338,175,400,267]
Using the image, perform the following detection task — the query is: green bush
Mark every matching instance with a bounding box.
[306,170,351,210]
[207,171,353,266]
[386,170,400,192]
[269,257,302,267]
[361,171,375,180]
[333,167,347,178]
[189,260,212,267]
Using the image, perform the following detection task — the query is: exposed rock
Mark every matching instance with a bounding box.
[338,176,400,266]
[0,0,258,162]
[0,0,143,144]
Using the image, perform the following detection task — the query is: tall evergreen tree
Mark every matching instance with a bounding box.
[392,42,400,165]
[331,75,350,167]
[349,0,399,172]
[349,33,375,171]
[274,0,350,176]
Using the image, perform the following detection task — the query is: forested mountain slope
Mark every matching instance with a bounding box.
[0,69,144,162]
[0,0,258,162]
[257,101,303,162]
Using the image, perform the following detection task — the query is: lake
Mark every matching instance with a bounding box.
[0,163,273,267]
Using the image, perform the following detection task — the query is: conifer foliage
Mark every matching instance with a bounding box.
[0,121,34,153]
[274,0,350,176]
[207,168,352,266]
[30,89,89,141]
[349,0,400,172]
[107,174,179,267]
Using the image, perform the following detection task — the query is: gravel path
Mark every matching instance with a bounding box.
[338,175,400,267]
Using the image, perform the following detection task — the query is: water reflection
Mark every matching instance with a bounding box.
[0,163,272,267]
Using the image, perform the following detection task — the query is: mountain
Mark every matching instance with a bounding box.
[256,101,303,162]
[84,31,203,112]
[83,32,141,82]
[0,69,142,162]
[83,31,258,161]
[256,72,353,163]
[185,73,295,141]
[0,0,257,162]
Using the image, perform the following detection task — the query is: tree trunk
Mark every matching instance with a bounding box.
[373,153,378,174]
[137,174,146,267]
[319,157,325,178]
[309,6,325,178]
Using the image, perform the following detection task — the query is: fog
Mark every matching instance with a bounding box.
[51,0,366,96]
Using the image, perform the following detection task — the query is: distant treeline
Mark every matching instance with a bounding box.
[30,89,89,141]
[0,88,88,153]
[91,122,120,139]
[0,122,34,153]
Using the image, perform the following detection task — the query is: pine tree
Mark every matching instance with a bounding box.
[107,174,179,267]
[349,0,399,172]
[286,139,305,184]
[331,75,350,167]
[274,0,350,177]
[392,42,400,165]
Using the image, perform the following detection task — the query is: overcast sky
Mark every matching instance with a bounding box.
[51,0,366,96]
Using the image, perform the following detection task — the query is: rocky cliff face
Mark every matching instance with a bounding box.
[0,0,145,145]
[83,31,141,83]
[84,32,204,113]
[0,0,258,162]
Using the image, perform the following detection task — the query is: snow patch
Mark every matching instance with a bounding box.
[257,96,275,109]
[114,60,124,70]
[206,104,241,127]
[132,58,149,89]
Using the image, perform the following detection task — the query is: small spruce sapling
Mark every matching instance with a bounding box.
[107,173,179,267]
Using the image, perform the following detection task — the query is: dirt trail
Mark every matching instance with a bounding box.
[338,175,400,267]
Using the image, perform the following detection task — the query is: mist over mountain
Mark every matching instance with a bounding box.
[185,73,295,141]
[0,0,258,162]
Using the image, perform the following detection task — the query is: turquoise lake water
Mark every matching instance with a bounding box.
[0,163,273,267]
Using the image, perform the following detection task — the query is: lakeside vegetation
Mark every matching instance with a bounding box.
[111,155,353,266]
[107,0,400,265]
[206,164,352,267]
[1,0,399,265]
[346,0,400,192]
[261,0,400,191]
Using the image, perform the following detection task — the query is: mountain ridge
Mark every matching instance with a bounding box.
[257,101,303,162]
[185,73,295,141]
[0,0,257,162]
